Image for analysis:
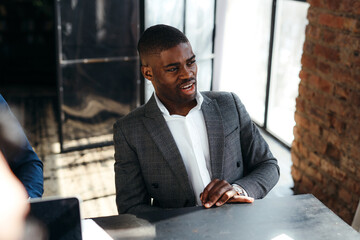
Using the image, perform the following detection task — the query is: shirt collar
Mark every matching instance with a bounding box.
[154,91,203,116]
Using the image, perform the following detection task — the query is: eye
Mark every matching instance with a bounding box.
[166,67,178,72]
[187,59,196,66]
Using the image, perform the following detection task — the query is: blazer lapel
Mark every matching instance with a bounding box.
[142,96,195,202]
[201,94,225,180]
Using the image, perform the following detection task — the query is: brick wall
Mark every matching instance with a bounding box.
[292,0,360,224]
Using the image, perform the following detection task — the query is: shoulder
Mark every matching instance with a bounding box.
[114,104,146,130]
[201,91,241,105]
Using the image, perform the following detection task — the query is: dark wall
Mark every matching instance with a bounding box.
[0,0,56,89]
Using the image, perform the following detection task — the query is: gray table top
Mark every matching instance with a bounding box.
[92,194,360,240]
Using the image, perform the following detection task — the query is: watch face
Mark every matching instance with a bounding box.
[233,185,245,196]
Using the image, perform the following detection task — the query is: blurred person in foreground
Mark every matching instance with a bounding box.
[0,94,39,239]
[0,94,43,198]
[114,25,280,214]
[0,151,29,240]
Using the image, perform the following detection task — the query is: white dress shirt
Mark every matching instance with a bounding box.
[154,92,211,205]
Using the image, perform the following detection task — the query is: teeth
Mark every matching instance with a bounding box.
[182,83,192,89]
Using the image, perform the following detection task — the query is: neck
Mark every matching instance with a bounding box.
[166,100,197,116]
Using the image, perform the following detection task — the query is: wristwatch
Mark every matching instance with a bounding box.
[232,184,247,196]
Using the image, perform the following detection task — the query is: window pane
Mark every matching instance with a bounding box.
[197,59,213,91]
[144,0,185,101]
[267,0,309,145]
[145,0,184,30]
[186,0,215,91]
[214,0,273,125]
[185,0,214,58]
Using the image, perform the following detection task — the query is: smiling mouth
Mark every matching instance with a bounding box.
[181,82,194,90]
[180,79,196,90]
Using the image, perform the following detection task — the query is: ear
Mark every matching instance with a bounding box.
[141,65,153,81]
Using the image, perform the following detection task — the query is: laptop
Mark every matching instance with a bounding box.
[26,196,113,240]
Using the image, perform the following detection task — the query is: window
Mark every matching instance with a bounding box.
[214,0,309,146]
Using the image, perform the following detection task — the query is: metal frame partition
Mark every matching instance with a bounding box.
[55,0,140,152]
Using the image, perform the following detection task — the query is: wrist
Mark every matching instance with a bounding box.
[232,184,248,197]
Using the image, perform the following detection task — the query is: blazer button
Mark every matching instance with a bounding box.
[152,183,159,189]
[236,161,241,167]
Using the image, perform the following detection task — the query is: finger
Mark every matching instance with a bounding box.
[227,195,254,203]
[204,180,233,208]
[201,179,220,205]
[215,189,237,207]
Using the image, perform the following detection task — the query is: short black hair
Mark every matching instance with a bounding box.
[137,24,189,59]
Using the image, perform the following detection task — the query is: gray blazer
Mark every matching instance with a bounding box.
[114,91,280,214]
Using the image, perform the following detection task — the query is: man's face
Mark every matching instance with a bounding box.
[142,42,197,113]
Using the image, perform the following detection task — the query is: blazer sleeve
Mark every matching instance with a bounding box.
[0,94,43,198]
[231,92,280,198]
[114,120,160,214]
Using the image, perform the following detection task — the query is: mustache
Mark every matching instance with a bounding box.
[179,77,196,85]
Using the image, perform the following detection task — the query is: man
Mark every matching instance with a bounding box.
[114,24,279,214]
[0,94,44,198]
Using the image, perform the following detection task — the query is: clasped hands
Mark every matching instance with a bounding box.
[200,179,254,208]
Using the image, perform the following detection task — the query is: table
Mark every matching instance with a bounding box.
[92,194,360,240]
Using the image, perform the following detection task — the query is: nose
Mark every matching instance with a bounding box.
[179,65,193,79]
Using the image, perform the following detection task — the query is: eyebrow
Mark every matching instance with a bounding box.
[163,55,196,68]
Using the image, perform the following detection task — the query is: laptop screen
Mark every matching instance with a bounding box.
[27,197,82,240]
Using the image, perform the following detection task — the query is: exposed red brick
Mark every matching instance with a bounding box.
[307,7,319,23]
[326,98,347,116]
[322,29,337,44]
[334,85,350,100]
[314,44,340,62]
[343,17,359,32]
[293,0,360,224]
[321,159,347,181]
[293,125,301,141]
[304,165,323,183]
[303,129,327,154]
[308,106,328,125]
[333,66,353,85]
[295,112,310,130]
[301,175,315,191]
[346,177,360,195]
[339,188,353,204]
[337,34,360,50]
[303,41,315,54]
[310,75,333,93]
[341,0,360,14]
[341,156,357,174]
[338,208,353,224]
[318,61,331,74]
[324,0,341,10]
[291,166,302,182]
[319,13,344,29]
[351,90,360,106]
[309,121,323,137]
[309,151,322,167]
[325,142,341,161]
[308,0,322,8]
[291,151,300,167]
[306,24,321,40]
[296,97,306,113]
[349,145,360,163]
[301,54,317,70]
[298,139,311,159]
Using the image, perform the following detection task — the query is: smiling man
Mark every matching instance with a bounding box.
[114,24,280,214]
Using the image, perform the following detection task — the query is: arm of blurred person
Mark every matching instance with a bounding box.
[0,151,29,240]
[0,94,44,198]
